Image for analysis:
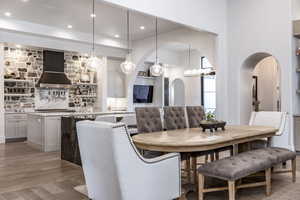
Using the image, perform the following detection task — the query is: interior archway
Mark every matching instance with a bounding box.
[240,52,281,124]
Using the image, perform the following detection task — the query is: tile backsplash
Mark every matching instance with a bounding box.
[3,45,97,112]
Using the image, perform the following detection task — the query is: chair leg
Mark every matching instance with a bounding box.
[198,173,205,200]
[215,151,220,160]
[191,156,197,184]
[186,158,191,183]
[210,153,215,162]
[205,155,209,163]
[292,158,296,183]
[265,168,271,196]
[228,181,236,200]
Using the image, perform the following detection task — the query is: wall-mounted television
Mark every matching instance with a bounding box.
[133,85,154,103]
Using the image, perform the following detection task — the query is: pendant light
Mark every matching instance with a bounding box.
[87,0,101,70]
[150,17,163,76]
[120,10,136,74]
[184,45,200,77]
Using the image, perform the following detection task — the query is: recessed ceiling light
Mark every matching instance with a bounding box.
[114,34,120,38]
[140,26,145,30]
[21,0,29,2]
[16,44,22,48]
[67,25,73,29]
[90,13,96,18]
[4,12,11,17]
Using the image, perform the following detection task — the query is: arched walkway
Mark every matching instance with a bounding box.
[240,52,281,124]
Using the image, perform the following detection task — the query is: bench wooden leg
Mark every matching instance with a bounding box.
[265,168,271,196]
[228,181,236,200]
[292,158,296,183]
[198,173,205,200]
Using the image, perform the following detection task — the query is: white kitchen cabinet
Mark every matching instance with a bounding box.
[294,116,300,151]
[44,116,61,152]
[27,114,61,152]
[5,114,28,140]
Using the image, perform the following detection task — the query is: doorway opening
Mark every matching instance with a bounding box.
[240,53,281,124]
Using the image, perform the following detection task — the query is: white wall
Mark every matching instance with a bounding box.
[101,0,229,120]
[253,57,279,111]
[0,43,4,143]
[107,58,126,98]
[228,0,294,150]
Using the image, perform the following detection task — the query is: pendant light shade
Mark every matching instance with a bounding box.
[150,17,163,77]
[120,53,136,74]
[87,0,100,71]
[120,10,136,74]
[87,55,101,70]
[150,61,163,76]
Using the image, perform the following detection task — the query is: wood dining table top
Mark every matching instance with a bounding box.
[132,125,278,153]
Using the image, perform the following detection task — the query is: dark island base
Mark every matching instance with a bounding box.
[61,116,96,166]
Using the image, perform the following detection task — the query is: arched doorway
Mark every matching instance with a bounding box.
[240,53,281,124]
[171,78,185,106]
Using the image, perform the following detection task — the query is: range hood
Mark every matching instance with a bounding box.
[36,50,71,88]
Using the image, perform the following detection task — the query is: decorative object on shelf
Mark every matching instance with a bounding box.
[297,48,300,56]
[137,71,148,77]
[150,17,163,76]
[87,0,101,71]
[120,10,136,74]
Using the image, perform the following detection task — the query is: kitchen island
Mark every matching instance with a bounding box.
[27,111,135,152]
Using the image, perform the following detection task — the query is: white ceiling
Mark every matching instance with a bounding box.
[0,0,183,41]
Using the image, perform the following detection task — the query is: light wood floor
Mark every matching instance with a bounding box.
[0,142,299,200]
[0,142,87,200]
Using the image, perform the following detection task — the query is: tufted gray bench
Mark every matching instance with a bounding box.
[197,147,296,200]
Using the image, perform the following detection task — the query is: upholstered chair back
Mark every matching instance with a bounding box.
[249,111,287,136]
[135,107,163,133]
[76,121,180,200]
[186,106,205,128]
[163,106,187,130]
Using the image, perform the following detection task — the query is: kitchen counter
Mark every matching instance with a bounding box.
[26,111,136,152]
[27,111,134,117]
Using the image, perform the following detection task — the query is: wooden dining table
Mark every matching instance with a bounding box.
[132,125,278,154]
[132,125,278,195]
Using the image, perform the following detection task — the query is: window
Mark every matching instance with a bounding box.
[201,57,216,114]
[201,57,213,69]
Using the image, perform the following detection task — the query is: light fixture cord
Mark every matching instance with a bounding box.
[188,44,191,68]
[127,10,130,54]
[92,0,95,55]
[155,17,158,64]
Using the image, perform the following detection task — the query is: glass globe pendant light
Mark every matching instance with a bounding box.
[87,0,101,70]
[120,10,136,74]
[150,17,163,76]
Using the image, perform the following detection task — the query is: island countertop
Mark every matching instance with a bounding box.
[26,111,134,117]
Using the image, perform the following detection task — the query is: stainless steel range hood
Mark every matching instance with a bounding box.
[36,50,71,88]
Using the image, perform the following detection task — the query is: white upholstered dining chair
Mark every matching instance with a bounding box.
[76,121,182,200]
[249,111,287,136]
[249,111,287,148]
